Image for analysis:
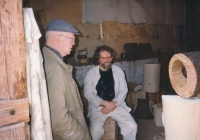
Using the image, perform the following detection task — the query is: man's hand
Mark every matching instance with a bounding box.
[101,107,111,114]
[100,100,117,111]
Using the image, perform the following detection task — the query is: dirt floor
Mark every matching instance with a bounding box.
[136,119,165,140]
[117,118,165,140]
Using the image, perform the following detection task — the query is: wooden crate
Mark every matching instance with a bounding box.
[101,117,120,140]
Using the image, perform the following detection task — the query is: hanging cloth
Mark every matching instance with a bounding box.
[23,8,53,140]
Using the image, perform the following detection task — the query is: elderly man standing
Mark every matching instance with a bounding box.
[84,45,137,140]
[42,20,91,140]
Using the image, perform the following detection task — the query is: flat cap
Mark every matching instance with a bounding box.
[46,20,80,35]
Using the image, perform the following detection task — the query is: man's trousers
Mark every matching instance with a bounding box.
[89,106,138,140]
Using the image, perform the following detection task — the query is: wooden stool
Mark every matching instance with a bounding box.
[101,117,120,140]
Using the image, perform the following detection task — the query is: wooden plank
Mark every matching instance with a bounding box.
[0,0,9,99]
[0,0,27,100]
[0,122,26,140]
[43,0,82,26]
[25,124,30,140]
[0,98,29,127]
[0,122,25,132]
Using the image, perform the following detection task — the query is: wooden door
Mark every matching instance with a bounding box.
[0,0,30,139]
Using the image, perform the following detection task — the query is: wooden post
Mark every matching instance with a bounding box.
[169,52,200,98]
[162,95,200,140]
[0,0,27,100]
[0,0,30,139]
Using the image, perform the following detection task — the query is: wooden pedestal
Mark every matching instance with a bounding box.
[162,95,200,140]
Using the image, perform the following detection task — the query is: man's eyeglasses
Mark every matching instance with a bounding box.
[100,56,113,60]
[60,34,75,42]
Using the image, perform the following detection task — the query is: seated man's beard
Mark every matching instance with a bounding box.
[101,61,112,69]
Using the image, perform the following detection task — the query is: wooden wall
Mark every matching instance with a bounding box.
[28,0,182,59]
[0,0,30,139]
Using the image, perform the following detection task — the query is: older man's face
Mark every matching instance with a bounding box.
[59,32,75,56]
[99,51,113,69]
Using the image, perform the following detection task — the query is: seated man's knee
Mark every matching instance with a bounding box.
[90,126,104,139]
[90,124,103,132]
[128,121,137,131]
[133,121,137,129]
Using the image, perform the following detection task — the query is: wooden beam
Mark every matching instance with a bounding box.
[0,0,9,100]
[0,122,25,132]
[0,98,29,127]
[0,0,27,100]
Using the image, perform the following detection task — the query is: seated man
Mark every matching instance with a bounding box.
[84,45,137,140]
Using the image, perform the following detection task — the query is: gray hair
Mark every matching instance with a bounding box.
[45,31,61,38]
